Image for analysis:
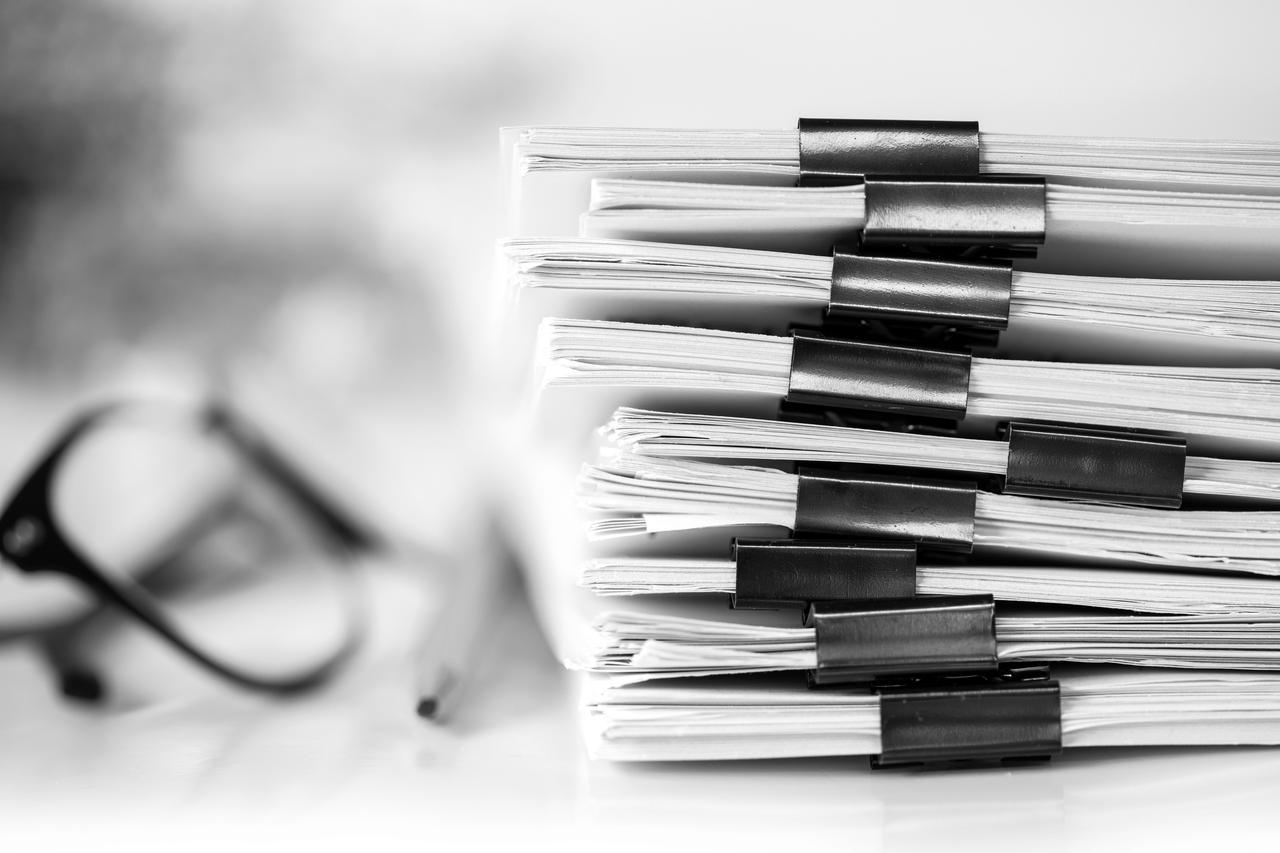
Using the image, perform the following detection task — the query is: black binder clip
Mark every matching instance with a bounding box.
[1002,421,1187,508]
[805,594,998,686]
[730,538,918,610]
[873,677,1063,769]
[861,175,1046,259]
[827,244,1012,332]
[785,331,973,421]
[819,315,1001,353]
[796,118,981,186]
[794,468,978,553]
[777,400,962,437]
[873,662,1053,691]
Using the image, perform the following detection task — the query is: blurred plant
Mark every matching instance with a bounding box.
[0,0,168,195]
[0,0,549,400]
[0,0,172,371]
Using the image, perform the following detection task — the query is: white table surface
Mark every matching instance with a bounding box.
[6,562,1280,853]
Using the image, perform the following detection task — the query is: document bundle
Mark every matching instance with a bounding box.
[500,118,1280,769]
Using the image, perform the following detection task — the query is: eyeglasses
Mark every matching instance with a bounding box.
[0,399,376,697]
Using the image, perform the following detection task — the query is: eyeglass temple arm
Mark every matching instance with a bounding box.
[2,508,353,697]
[207,405,384,554]
[69,559,356,695]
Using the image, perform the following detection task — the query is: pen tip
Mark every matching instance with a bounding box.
[416,697,438,719]
[60,668,105,703]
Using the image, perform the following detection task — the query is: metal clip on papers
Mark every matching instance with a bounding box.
[827,245,1013,331]
[796,118,980,186]
[874,678,1063,768]
[730,538,918,610]
[805,594,998,685]
[776,400,963,438]
[786,331,972,421]
[862,175,1047,258]
[1003,422,1188,508]
[794,468,977,553]
[876,662,1053,690]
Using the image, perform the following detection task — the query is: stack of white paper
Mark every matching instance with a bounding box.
[585,668,1280,761]
[579,179,1280,278]
[538,318,1280,456]
[581,558,1280,616]
[513,127,1280,194]
[602,408,1280,504]
[584,605,1280,677]
[503,238,1280,365]
[500,122,1280,766]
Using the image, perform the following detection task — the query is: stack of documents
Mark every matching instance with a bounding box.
[512,126,1280,192]
[586,668,1280,762]
[506,123,1280,277]
[578,178,1280,276]
[503,238,1280,365]
[500,118,1280,768]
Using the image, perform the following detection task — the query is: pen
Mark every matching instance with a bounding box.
[414,509,514,722]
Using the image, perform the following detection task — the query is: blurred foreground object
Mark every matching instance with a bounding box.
[415,513,518,723]
[0,398,377,699]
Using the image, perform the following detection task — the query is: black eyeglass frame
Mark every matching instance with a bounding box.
[0,400,378,695]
